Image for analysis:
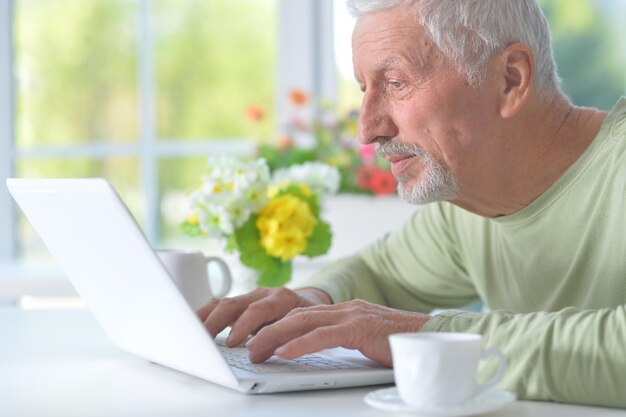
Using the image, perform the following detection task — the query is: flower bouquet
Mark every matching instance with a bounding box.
[251,89,397,196]
[181,156,339,287]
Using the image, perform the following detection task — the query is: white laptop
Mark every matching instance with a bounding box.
[6,178,393,394]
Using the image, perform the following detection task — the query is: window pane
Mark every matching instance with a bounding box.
[540,0,626,109]
[154,0,277,141]
[334,1,361,114]
[14,0,139,148]
[158,156,212,249]
[15,158,142,261]
[334,0,626,111]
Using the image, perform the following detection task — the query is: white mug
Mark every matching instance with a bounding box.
[389,332,507,409]
[156,250,232,310]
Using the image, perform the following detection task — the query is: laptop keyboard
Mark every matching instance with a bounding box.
[217,345,362,374]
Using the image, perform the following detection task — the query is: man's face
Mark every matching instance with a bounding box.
[352,6,499,205]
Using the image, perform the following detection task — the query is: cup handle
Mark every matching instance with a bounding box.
[204,257,232,298]
[476,347,507,396]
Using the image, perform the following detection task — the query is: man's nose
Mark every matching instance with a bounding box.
[358,92,397,145]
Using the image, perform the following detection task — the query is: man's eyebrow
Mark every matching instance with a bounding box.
[372,57,402,73]
[355,57,403,82]
[354,57,405,84]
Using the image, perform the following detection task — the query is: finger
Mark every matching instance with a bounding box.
[203,294,256,337]
[197,298,220,321]
[274,324,349,360]
[226,293,296,347]
[246,309,341,362]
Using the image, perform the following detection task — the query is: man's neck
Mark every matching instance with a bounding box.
[453,94,608,218]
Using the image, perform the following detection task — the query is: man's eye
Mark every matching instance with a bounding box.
[389,81,403,89]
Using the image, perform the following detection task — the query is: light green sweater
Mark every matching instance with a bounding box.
[303,98,626,407]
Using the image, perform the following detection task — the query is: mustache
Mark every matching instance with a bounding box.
[375,141,429,159]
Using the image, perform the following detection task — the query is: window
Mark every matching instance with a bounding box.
[333,1,360,114]
[0,0,335,284]
[540,0,626,110]
[12,0,277,263]
[4,0,623,288]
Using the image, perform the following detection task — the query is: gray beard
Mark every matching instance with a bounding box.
[376,141,461,205]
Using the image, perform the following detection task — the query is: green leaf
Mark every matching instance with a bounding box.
[225,234,239,253]
[303,220,332,257]
[258,145,316,172]
[235,216,274,270]
[257,261,292,287]
[277,184,320,217]
[180,221,203,236]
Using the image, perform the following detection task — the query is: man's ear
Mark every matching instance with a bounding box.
[497,43,534,119]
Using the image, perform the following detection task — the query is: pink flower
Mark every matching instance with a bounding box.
[278,135,294,150]
[359,144,376,164]
[369,169,396,195]
[292,116,308,131]
[356,164,397,195]
[246,105,265,122]
[356,165,376,189]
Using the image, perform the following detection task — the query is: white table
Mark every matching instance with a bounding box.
[1,304,624,417]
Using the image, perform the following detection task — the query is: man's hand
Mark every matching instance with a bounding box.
[197,287,331,347]
[246,299,431,367]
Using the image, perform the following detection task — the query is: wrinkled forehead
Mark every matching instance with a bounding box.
[352,5,424,44]
[351,6,442,74]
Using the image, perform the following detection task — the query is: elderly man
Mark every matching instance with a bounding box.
[199,0,626,407]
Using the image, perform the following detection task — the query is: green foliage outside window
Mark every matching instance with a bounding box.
[15,0,138,147]
[154,0,275,140]
[16,0,276,148]
[539,0,625,110]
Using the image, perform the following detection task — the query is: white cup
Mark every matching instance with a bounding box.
[389,332,507,409]
[156,250,232,310]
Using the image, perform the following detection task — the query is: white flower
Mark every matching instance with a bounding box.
[244,182,269,212]
[184,156,274,237]
[201,205,233,235]
[205,156,270,192]
[224,198,253,228]
[272,161,340,198]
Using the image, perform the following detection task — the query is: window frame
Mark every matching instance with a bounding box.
[0,0,16,263]
[0,0,336,291]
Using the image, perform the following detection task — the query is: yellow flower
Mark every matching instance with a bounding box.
[186,213,200,225]
[267,182,312,198]
[256,195,317,261]
[326,154,352,169]
[267,182,286,198]
[297,183,312,197]
[213,182,234,193]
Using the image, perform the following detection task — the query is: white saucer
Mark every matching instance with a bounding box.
[364,387,516,416]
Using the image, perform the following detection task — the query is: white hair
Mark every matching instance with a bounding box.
[347,0,561,97]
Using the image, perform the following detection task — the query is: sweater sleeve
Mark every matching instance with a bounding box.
[299,202,480,311]
[422,307,626,407]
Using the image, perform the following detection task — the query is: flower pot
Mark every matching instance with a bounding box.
[322,194,418,260]
[222,255,261,296]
